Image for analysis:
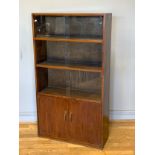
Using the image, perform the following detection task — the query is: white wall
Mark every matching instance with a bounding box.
[19,0,135,121]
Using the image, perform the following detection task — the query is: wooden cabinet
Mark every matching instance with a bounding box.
[38,95,102,146]
[32,13,112,149]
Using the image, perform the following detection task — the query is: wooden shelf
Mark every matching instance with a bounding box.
[38,87,101,103]
[36,61,102,72]
[33,36,103,43]
[32,13,105,16]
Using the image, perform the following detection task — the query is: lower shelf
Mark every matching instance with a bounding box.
[38,87,101,103]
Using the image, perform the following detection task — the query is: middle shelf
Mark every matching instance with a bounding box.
[36,60,102,72]
[34,36,103,43]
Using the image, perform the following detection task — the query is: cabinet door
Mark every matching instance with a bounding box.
[38,95,69,139]
[50,96,69,139]
[69,99,102,146]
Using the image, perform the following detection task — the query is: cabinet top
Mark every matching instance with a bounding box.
[32,13,112,16]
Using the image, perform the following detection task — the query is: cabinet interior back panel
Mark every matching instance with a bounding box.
[46,42,102,67]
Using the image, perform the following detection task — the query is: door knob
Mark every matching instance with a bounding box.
[69,112,72,122]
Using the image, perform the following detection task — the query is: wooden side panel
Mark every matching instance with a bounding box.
[36,68,48,92]
[69,99,102,147]
[102,14,112,145]
[35,40,47,63]
[37,95,50,136]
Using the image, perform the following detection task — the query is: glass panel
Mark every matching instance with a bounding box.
[34,16,66,37]
[38,69,70,97]
[67,16,103,39]
[34,16,103,39]
[48,69,69,89]
[67,42,102,67]
[69,70,101,101]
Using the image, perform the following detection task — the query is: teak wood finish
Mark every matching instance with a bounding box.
[36,61,102,72]
[32,13,112,149]
[34,37,103,43]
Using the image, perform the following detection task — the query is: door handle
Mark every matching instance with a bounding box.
[64,111,67,121]
[69,112,72,122]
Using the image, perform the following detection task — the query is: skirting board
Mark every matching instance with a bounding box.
[110,110,135,120]
[19,110,135,122]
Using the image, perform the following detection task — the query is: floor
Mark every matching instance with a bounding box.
[19,121,135,155]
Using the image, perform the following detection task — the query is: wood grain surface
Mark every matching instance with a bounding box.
[34,37,103,43]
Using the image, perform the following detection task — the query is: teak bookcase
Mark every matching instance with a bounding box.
[32,13,112,149]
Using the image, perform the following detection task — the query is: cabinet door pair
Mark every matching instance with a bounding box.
[37,95,102,146]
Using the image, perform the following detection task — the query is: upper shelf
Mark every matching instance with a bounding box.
[33,36,103,43]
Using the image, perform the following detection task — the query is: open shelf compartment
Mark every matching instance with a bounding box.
[33,16,103,40]
[37,68,102,102]
[35,40,103,72]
